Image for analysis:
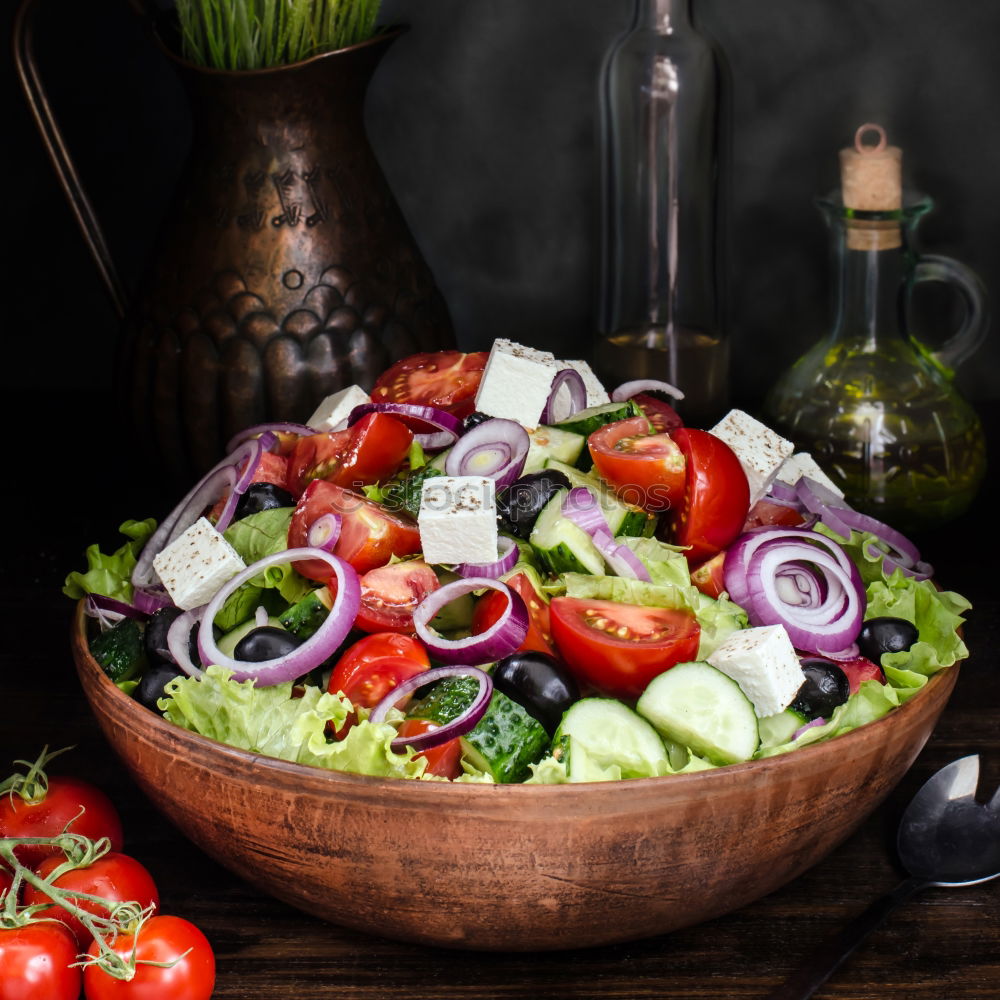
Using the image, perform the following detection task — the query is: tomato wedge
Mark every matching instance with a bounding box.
[588,416,686,512]
[549,597,700,699]
[395,719,463,779]
[743,497,807,530]
[471,571,555,656]
[372,350,489,418]
[329,632,430,705]
[288,480,422,579]
[630,393,683,434]
[355,560,440,634]
[286,412,413,495]
[662,427,750,564]
[690,551,727,599]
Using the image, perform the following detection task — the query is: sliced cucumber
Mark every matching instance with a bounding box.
[636,661,760,766]
[757,707,809,749]
[553,399,646,438]
[522,425,586,474]
[279,587,332,640]
[555,698,668,780]
[544,460,655,537]
[529,488,605,576]
[427,447,450,472]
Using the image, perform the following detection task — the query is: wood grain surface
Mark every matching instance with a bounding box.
[3,400,998,998]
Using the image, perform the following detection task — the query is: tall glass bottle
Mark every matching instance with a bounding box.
[595,0,728,427]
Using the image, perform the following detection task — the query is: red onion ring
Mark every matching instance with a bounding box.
[307,513,342,553]
[456,535,519,579]
[540,369,587,425]
[445,419,530,489]
[560,488,651,581]
[791,717,827,741]
[346,402,462,451]
[226,423,313,453]
[611,378,685,402]
[83,594,146,630]
[368,665,493,753]
[194,547,361,686]
[166,608,203,678]
[132,584,174,614]
[591,529,652,581]
[413,577,528,665]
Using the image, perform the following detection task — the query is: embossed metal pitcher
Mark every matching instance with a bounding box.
[15,2,454,481]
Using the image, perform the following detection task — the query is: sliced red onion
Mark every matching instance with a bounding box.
[195,547,360,686]
[368,665,493,753]
[592,529,652,581]
[611,378,685,402]
[254,605,270,628]
[723,526,865,652]
[167,608,203,678]
[83,594,146,631]
[226,422,312,452]
[764,480,803,506]
[540,369,587,425]
[445,419,529,489]
[831,507,931,579]
[794,476,854,539]
[307,512,342,552]
[413,577,528,665]
[346,402,462,451]
[132,584,173,614]
[561,486,609,536]
[132,434,277,589]
[792,717,827,741]
[797,642,860,661]
[456,535,518,579]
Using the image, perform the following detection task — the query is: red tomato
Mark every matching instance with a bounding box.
[328,633,430,708]
[288,480,422,580]
[663,427,750,564]
[631,393,683,434]
[395,719,463,779]
[355,560,440,634]
[83,915,215,1000]
[743,498,806,530]
[0,921,80,1000]
[23,852,160,948]
[836,656,886,695]
[471,572,555,656]
[588,416,687,512]
[372,350,490,418]
[208,452,289,521]
[690,551,727,599]
[286,412,413,495]
[0,777,123,870]
[549,597,700,699]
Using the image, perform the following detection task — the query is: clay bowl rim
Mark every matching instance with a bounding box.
[71,599,961,805]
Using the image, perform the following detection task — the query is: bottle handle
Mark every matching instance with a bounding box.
[12,0,136,320]
[910,253,989,376]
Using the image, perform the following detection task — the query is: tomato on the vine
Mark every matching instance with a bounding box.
[394,719,463,779]
[23,852,160,948]
[372,350,490,418]
[82,915,215,1000]
[588,416,687,512]
[549,597,700,699]
[355,560,440,634]
[0,921,80,1000]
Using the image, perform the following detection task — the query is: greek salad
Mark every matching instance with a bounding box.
[65,343,970,784]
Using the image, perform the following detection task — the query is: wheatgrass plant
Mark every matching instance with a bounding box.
[175,0,382,70]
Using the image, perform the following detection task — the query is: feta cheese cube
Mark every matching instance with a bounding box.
[706,624,804,718]
[709,409,795,504]
[774,452,844,498]
[558,359,611,407]
[307,384,371,431]
[473,339,558,429]
[152,517,246,611]
[418,476,498,565]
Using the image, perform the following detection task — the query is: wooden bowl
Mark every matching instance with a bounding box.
[71,603,959,951]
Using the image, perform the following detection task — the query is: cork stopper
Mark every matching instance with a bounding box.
[839,123,903,250]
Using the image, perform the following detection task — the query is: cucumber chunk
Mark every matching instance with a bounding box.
[553,399,646,437]
[636,661,760,766]
[529,488,605,576]
[90,619,146,684]
[544,460,655,537]
[522,425,586,474]
[757,707,809,749]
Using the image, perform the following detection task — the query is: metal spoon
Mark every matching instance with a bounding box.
[766,754,1000,1000]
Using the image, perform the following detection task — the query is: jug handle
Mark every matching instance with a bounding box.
[12,0,145,320]
[910,254,989,377]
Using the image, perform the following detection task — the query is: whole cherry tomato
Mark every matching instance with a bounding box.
[0,921,81,1000]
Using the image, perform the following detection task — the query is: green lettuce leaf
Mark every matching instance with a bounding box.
[63,519,158,603]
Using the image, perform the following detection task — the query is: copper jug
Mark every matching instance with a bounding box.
[14,2,455,482]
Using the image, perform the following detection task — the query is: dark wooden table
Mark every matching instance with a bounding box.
[3,398,997,999]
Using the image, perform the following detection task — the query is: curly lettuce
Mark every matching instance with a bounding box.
[63,518,157,604]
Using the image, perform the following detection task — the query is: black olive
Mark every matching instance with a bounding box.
[234,482,296,520]
[233,625,303,662]
[134,660,186,713]
[857,617,919,663]
[143,606,184,667]
[497,470,572,539]
[492,651,580,734]
[791,658,851,720]
[462,411,493,432]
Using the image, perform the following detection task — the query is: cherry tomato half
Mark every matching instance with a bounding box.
[0,921,80,1000]
[471,571,555,657]
[328,633,431,709]
[372,350,490,419]
[24,852,160,948]
[549,597,700,700]
[662,427,750,564]
[836,656,886,695]
[588,416,687,512]
[395,719,463,779]
[83,915,215,1000]
[288,480,422,580]
[355,560,440,634]
[630,393,683,434]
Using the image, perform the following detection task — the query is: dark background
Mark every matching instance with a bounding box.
[6,0,999,422]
